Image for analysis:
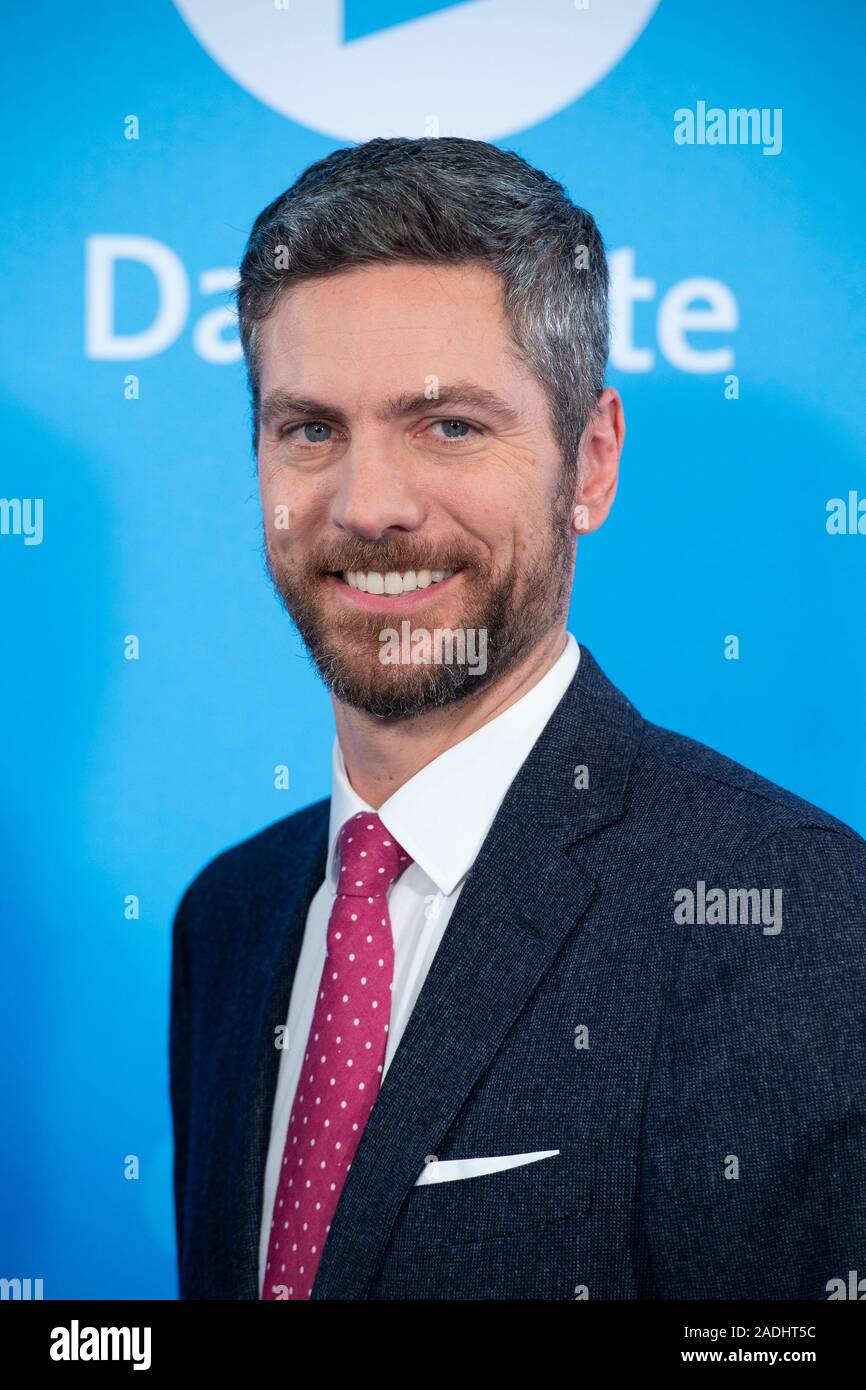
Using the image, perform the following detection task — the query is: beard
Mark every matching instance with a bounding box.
[263,483,575,722]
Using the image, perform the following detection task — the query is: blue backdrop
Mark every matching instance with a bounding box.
[2,0,863,1299]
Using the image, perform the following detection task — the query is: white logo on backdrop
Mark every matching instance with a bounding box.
[172,0,661,141]
[85,237,738,374]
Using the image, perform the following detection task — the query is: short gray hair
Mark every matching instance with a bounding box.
[236,136,609,478]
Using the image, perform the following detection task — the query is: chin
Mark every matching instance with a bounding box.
[324,659,489,720]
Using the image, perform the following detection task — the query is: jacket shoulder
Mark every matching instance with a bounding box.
[635,716,865,853]
[173,796,330,920]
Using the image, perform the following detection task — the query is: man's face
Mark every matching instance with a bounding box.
[256,260,577,719]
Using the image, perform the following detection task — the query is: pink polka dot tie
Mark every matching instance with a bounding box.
[261,812,412,1300]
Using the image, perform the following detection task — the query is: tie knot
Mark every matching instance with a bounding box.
[336,813,412,898]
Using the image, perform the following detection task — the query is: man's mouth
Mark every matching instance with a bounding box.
[336,568,455,596]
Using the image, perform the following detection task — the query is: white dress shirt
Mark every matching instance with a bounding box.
[258,631,581,1289]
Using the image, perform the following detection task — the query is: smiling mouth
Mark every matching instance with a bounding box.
[330,568,457,596]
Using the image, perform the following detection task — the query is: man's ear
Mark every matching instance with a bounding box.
[571,387,625,536]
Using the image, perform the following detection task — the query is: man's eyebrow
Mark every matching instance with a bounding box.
[259,382,522,431]
[260,390,350,429]
[375,383,522,428]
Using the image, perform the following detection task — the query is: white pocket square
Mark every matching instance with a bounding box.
[414,1149,560,1186]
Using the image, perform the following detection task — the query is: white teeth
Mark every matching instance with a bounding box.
[340,568,453,595]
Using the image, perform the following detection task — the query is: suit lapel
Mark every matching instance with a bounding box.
[228,801,330,1298]
[312,645,645,1299]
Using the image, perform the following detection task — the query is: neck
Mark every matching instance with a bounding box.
[332,625,569,809]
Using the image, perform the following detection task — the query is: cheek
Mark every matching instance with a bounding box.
[445,472,508,527]
[271,503,294,535]
[259,482,291,534]
[469,454,546,535]
[449,475,527,551]
[263,482,340,560]
[257,466,280,520]
[257,465,314,534]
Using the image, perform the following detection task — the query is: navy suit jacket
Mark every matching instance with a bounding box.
[169,645,866,1299]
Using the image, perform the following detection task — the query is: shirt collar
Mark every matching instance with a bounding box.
[325,633,580,897]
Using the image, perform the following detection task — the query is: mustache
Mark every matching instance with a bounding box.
[301,543,480,575]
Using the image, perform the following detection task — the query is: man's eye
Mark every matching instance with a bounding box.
[429,418,479,441]
[281,421,334,445]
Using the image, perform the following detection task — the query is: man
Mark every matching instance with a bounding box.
[170,137,866,1301]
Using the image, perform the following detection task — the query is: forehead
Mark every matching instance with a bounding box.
[256,260,526,399]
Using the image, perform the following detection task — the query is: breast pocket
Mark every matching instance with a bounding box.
[386,1141,593,1253]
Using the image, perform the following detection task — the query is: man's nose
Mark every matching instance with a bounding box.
[330,440,425,539]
